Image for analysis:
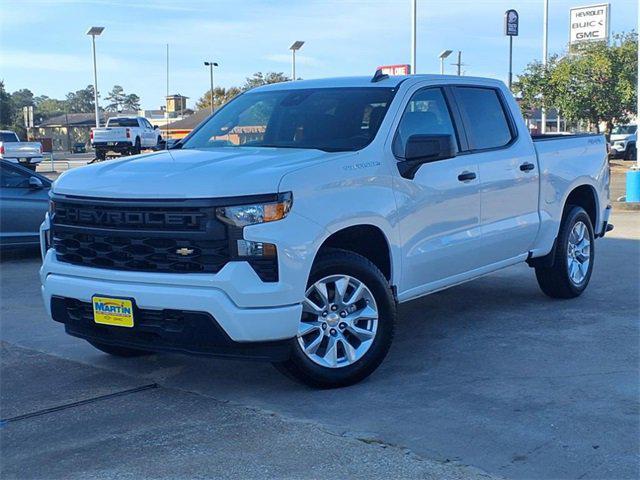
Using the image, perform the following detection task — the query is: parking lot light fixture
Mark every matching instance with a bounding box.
[438,50,453,74]
[86,26,104,128]
[289,41,304,81]
[204,61,219,114]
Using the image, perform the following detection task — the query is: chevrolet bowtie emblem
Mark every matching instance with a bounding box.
[175,247,194,256]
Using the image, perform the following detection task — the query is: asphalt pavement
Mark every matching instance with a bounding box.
[1,211,638,479]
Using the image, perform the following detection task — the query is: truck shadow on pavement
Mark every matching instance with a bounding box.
[1,236,638,479]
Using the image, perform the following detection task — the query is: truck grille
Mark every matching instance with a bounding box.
[50,196,279,281]
[51,198,230,274]
[53,231,228,273]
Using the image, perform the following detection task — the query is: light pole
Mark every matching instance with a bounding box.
[204,61,218,114]
[411,0,417,73]
[289,41,304,80]
[541,0,549,134]
[86,26,104,128]
[438,50,452,74]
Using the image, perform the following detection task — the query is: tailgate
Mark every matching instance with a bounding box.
[92,128,128,143]
[2,142,41,159]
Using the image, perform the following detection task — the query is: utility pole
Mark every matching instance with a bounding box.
[541,0,549,134]
[411,0,417,73]
[453,51,463,76]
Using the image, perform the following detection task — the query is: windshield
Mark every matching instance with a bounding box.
[0,132,18,142]
[182,87,396,152]
[108,118,139,127]
[611,125,637,135]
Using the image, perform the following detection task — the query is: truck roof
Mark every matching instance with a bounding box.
[251,74,506,92]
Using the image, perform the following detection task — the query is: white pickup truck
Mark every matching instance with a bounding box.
[0,130,43,171]
[91,116,162,160]
[40,74,611,388]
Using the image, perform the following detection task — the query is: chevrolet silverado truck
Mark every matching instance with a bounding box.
[0,130,43,171]
[40,74,612,388]
[91,116,161,160]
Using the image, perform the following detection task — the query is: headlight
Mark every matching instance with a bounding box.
[216,193,292,227]
[48,199,56,217]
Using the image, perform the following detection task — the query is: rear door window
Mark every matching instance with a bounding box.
[454,87,514,150]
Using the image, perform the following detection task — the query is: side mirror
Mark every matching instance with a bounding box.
[29,176,44,190]
[398,134,456,179]
[153,125,159,130]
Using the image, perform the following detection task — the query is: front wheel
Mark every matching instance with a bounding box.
[274,249,396,388]
[535,205,595,299]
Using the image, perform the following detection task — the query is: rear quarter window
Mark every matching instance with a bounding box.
[455,87,514,150]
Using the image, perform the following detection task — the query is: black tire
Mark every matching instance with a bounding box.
[132,138,141,155]
[274,248,396,388]
[88,340,152,357]
[535,206,595,299]
[625,143,637,161]
[95,150,106,161]
[23,163,37,172]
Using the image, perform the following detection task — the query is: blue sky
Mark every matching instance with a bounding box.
[0,0,636,109]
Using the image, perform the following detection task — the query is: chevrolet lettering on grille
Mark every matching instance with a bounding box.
[57,207,204,228]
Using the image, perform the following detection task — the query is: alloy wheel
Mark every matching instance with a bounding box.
[297,275,378,368]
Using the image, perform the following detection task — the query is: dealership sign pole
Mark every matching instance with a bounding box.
[504,9,519,91]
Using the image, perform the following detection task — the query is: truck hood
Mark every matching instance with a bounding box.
[53,148,338,199]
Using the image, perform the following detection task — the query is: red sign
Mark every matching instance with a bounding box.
[377,64,411,75]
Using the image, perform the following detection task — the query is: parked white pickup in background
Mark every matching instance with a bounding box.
[90,116,162,160]
[0,130,43,171]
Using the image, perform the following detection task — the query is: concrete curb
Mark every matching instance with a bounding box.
[612,201,640,211]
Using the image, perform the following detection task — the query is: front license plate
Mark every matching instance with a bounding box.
[92,296,134,328]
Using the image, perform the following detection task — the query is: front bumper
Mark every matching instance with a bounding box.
[50,296,292,361]
[92,141,133,152]
[5,157,43,165]
[39,205,327,353]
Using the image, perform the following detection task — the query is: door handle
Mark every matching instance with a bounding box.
[457,171,477,182]
[519,162,535,172]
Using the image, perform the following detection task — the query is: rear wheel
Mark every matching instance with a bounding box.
[23,163,36,172]
[95,150,106,162]
[535,206,595,299]
[274,249,395,388]
[88,341,152,357]
[131,138,141,155]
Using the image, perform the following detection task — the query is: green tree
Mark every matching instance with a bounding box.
[0,81,14,129]
[242,72,290,90]
[34,95,66,122]
[123,93,141,111]
[65,85,96,113]
[105,85,126,111]
[515,31,638,134]
[8,88,35,136]
[196,86,242,110]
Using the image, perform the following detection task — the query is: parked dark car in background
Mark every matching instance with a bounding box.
[0,159,51,249]
[72,143,87,154]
